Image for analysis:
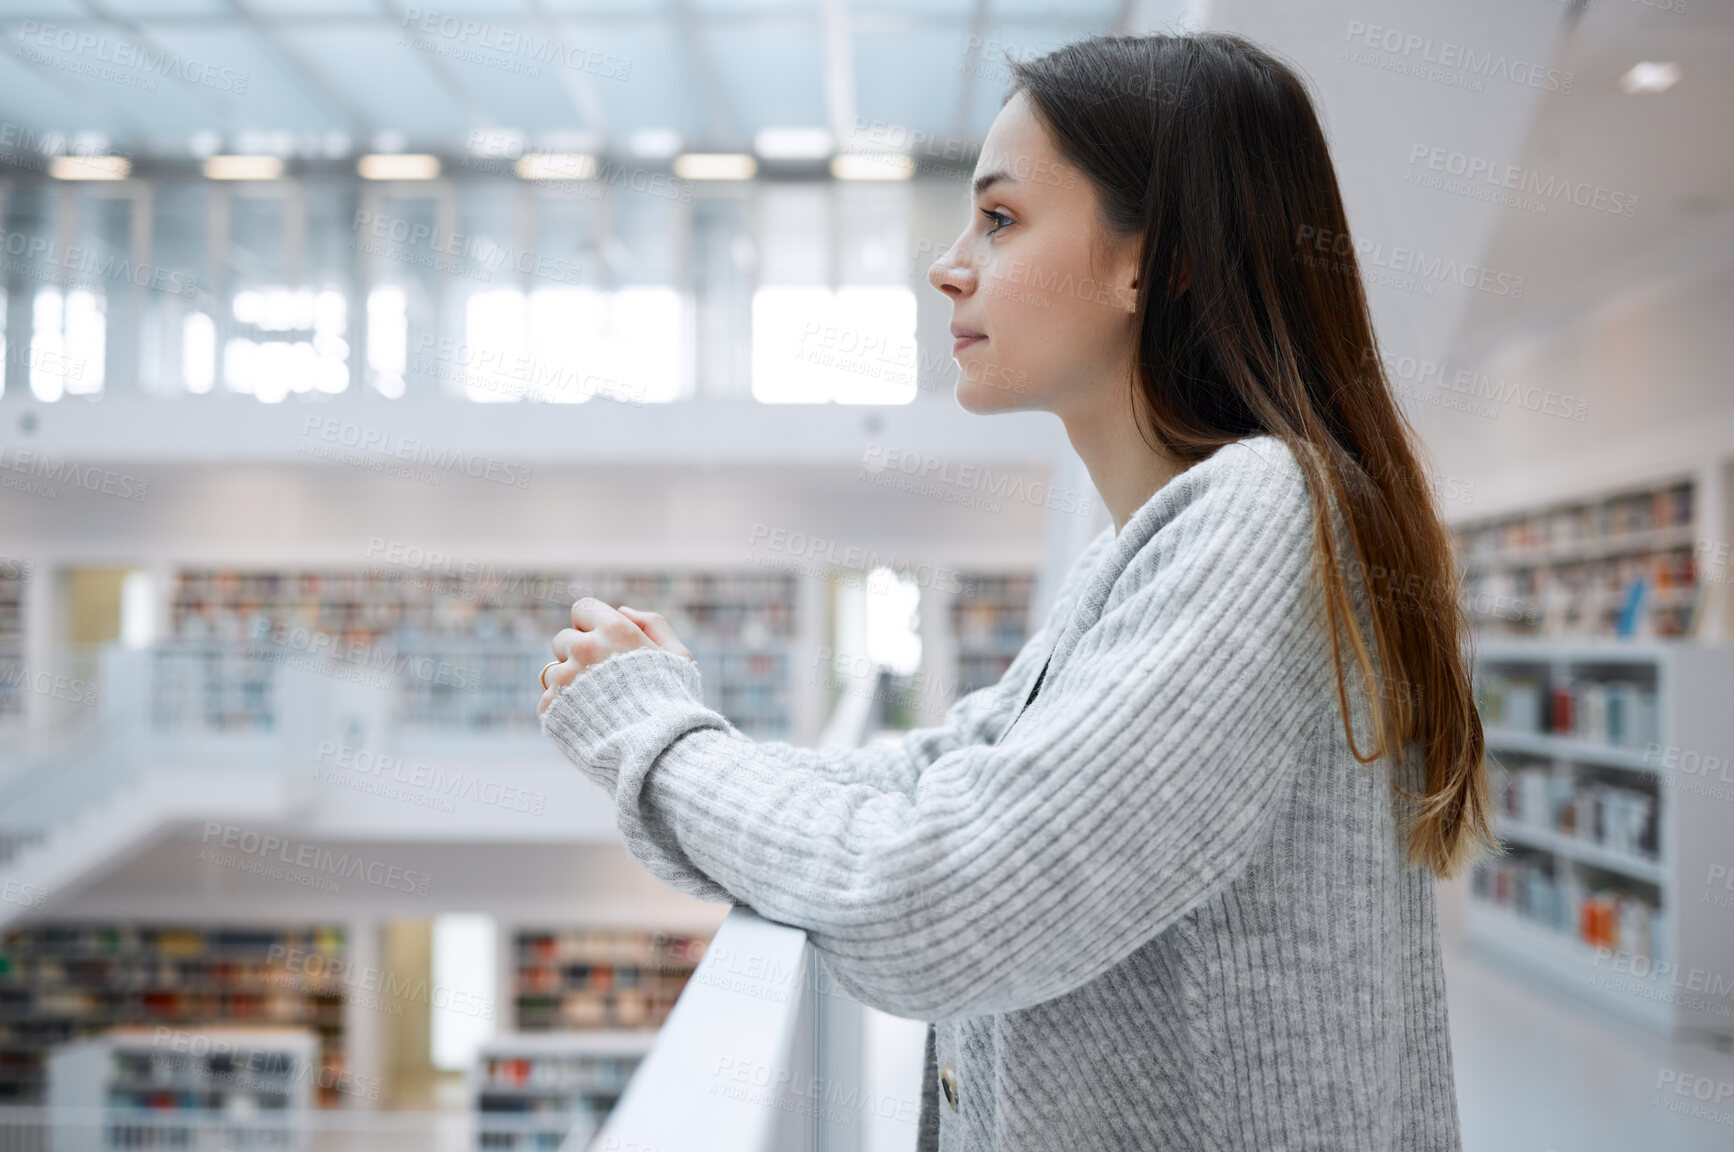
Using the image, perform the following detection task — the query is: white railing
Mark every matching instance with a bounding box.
[0,653,927,1152]
[576,666,923,1152]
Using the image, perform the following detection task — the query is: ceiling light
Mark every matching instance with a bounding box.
[358,153,440,180]
[515,153,597,180]
[50,155,131,180]
[831,152,915,181]
[1619,62,1680,93]
[203,155,284,180]
[673,153,757,180]
[754,127,833,161]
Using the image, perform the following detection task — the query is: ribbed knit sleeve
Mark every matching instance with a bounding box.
[540,443,1331,1020]
[799,525,1114,797]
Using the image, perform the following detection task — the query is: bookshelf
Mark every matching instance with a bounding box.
[472,1030,657,1151]
[512,927,709,1035]
[949,574,1036,697]
[167,567,799,737]
[1453,477,1704,639]
[0,924,347,1105]
[48,1027,319,1149]
[1466,641,1734,1041]
[0,562,27,724]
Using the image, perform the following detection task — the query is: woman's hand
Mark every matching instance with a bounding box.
[538,598,696,718]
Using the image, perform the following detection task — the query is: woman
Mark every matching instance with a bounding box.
[538,31,1491,1152]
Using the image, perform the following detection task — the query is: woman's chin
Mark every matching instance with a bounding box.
[954,368,1029,414]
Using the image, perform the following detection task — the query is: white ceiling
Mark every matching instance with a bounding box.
[0,0,1177,158]
[1449,0,1734,361]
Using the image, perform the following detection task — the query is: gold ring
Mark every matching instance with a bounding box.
[540,660,561,690]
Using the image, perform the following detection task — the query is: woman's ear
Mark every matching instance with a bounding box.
[1167,254,1192,300]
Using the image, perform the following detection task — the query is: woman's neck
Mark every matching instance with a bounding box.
[1061,395,1189,537]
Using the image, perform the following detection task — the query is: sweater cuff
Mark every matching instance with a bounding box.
[539,645,738,904]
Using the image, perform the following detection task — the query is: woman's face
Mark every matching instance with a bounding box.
[927,90,1143,419]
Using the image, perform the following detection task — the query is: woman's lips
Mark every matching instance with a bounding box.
[952,335,986,354]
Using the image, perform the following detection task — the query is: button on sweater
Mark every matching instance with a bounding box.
[539,434,1464,1151]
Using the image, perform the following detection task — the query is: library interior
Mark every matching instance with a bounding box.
[1,0,1732,1150]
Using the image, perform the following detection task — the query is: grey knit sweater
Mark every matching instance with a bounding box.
[541,434,1463,1151]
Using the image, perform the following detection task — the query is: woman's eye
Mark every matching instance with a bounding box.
[980,208,1012,235]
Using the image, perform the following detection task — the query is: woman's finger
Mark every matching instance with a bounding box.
[618,606,695,663]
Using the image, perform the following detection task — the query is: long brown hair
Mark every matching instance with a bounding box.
[1009,32,1493,879]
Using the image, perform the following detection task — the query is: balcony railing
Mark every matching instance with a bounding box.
[0,647,927,1151]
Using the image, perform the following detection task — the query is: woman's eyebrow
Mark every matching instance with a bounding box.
[972,169,1016,197]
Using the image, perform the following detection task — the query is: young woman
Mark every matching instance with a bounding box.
[538,31,1492,1152]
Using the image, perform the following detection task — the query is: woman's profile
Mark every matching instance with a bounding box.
[539,30,1492,1151]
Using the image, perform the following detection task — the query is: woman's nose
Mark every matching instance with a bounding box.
[927,240,975,297]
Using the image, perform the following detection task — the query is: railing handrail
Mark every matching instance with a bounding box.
[571,667,893,1152]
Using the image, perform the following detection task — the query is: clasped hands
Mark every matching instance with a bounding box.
[537,598,696,718]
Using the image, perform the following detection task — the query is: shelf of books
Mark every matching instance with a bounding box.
[950,574,1036,697]
[166,567,799,738]
[1466,641,1734,1041]
[473,1030,657,1151]
[512,927,709,1035]
[0,923,347,1105]
[501,928,710,1150]
[48,1027,319,1149]
[1452,476,1706,639]
[0,561,28,725]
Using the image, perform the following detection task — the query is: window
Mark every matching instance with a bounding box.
[751,183,915,404]
[30,289,105,401]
